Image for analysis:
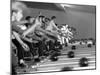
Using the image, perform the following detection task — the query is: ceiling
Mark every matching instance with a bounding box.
[20,1,96,13]
[21,1,64,11]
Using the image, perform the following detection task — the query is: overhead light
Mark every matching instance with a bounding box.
[60,4,73,10]
[61,4,72,7]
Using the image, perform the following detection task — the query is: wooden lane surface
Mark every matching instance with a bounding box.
[16,46,96,74]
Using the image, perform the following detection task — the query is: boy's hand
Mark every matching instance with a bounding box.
[22,43,29,51]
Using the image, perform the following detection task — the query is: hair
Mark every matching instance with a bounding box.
[55,23,58,26]
[45,18,50,22]
[25,16,32,20]
[51,16,56,20]
[39,15,45,19]
[11,10,18,16]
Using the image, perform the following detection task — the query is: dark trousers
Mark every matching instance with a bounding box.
[12,39,24,63]
[22,39,37,57]
[48,40,55,50]
[37,41,48,57]
[12,39,38,60]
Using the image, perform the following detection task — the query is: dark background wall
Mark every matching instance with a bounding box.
[23,6,96,39]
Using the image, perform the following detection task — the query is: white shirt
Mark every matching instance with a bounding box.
[12,11,23,22]
[46,20,57,31]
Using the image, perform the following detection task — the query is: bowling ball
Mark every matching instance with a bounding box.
[43,52,49,56]
[50,55,58,61]
[87,44,92,48]
[23,70,27,72]
[79,57,89,67]
[18,63,27,68]
[34,58,40,62]
[71,45,76,50]
[53,52,61,56]
[92,40,95,45]
[93,42,95,45]
[61,67,73,71]
[67,51,75,58]
[80,42,82,45]
[24,58,32,61]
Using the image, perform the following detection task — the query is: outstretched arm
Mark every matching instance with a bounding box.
[12,20,28,25]
[21,12,42,37]
[22,17,41,37]
[13,31,29,51]
[51,21,60,31]
[13,31,25,45]
[22,23,36,37]
[36,26,58,38]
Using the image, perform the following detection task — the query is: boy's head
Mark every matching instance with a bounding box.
[38,15,45,22]
[25,16,32,21]
[45,18,50,22]
[25,16,35,23]
[51,16,56,20]
[39,15,45,19]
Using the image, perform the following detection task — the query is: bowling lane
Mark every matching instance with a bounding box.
[30,62,95,73]
[34,46,95,72]
[16,62,95,74]
[36,56,95,68]
[16,46,96,74]
[35,48,95,67]
[59,53,95,58]
[65,45,95,50]
[16,51,95,73]
[61,46,95,55]
[62,45,95,51]
[58,56,95,61]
